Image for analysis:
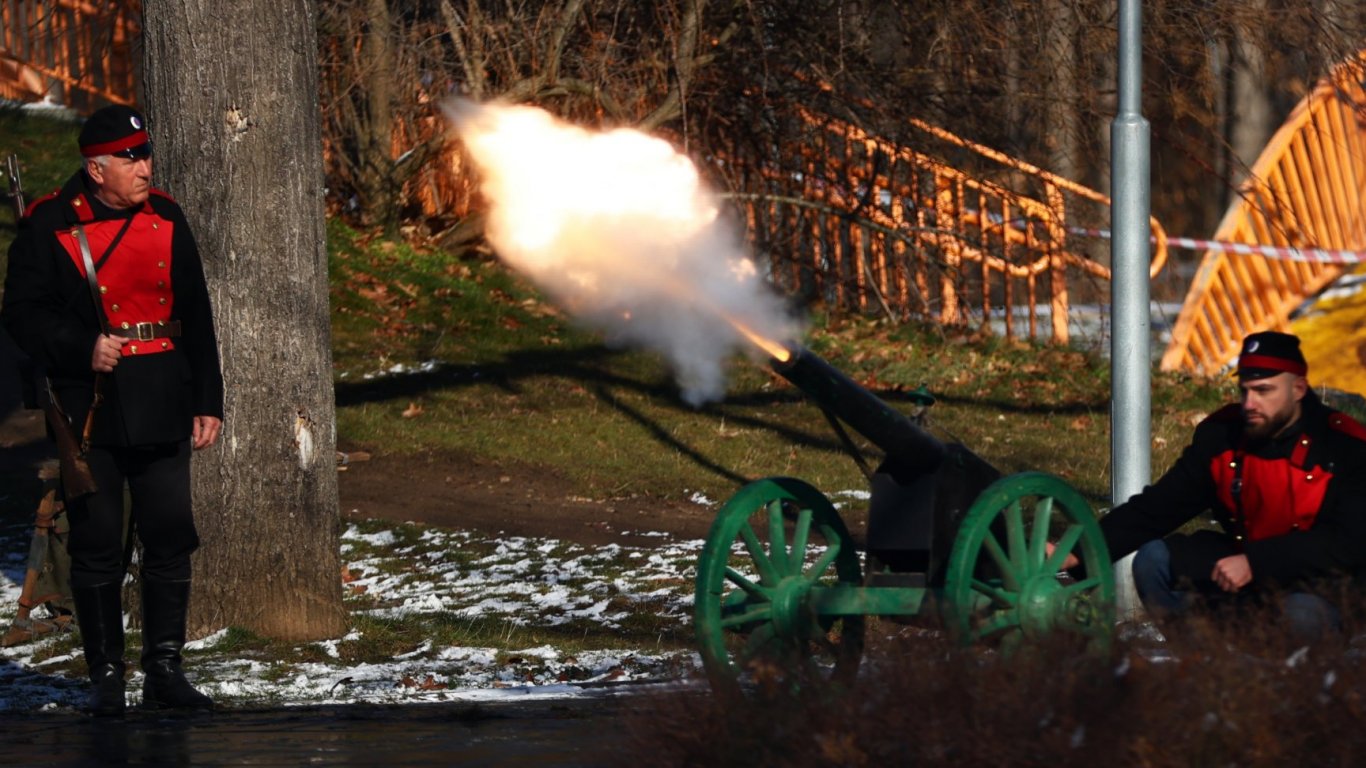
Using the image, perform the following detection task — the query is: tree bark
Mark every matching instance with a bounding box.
[1228,0,1273,191]
[140,0,346,641]
[1042,0,1082,184]
[356,0,396,230]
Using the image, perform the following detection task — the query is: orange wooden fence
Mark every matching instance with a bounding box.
[0,0,140,111]
[1160,51,1366,375]
[727,108,1168,344]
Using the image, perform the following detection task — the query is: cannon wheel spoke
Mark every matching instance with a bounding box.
[789,508,813,574]
[970,578,1018,609]
[738,520,781,586]
[723,567,766,600]
[981,531,1021,592]
[942,472,1115,651]
[694,478,864,693]
[1004,500,1028,572]
[720,604,772,630]
[1043,524,1084,575]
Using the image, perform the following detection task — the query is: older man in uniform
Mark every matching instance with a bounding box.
[2,105,223,715]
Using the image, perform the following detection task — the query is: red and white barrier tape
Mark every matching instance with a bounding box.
[1068,226,1366,264]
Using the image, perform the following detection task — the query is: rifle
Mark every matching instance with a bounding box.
[6,153,98,499]
[5,153,24,215]
[44,379,99,498]
[6,154,39,412]
[3,155,81,643]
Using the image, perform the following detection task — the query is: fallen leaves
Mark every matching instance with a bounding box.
[398,674,447,690]
[340,566,368,594]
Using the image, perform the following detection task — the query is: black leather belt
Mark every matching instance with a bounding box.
[109,320,182,341]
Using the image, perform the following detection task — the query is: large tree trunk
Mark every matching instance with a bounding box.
[140,0,346,641]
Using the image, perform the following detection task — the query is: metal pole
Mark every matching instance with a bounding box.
[1110,0,1151,621]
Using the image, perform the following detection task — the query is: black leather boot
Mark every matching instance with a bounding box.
[140,578,213,712]
[72,583,127,717]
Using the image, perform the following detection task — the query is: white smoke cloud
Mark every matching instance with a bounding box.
[444,98,800,405]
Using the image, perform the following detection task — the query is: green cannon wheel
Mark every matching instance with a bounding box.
[694,477,864,691]
[942,472,1114,650]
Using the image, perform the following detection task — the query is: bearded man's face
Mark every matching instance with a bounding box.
[1239,372,1306,440]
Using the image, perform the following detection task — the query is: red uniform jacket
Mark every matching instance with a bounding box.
[2,170,223,447]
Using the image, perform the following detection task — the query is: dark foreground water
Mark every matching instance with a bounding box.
[0,696,631,767]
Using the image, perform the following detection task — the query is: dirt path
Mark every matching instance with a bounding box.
[335,445,719,546]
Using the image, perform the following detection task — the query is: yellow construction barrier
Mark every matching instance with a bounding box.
[1161,51,1366,387]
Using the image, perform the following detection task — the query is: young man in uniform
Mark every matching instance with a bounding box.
[2,104,224,715]
[1060,331,1366,640]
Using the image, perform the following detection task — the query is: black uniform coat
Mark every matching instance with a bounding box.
[2,170,223,447]
[1099,392,1366,593]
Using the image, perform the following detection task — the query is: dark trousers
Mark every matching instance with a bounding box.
[65,440,199,588]
[1132,539,1342,641]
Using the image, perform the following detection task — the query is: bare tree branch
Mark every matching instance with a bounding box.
[440,0,485,98]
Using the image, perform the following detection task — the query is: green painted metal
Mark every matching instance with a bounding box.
[694,477,864,689]
[694,472,1114,692]
[809,586,926,617]
[941,472,1115,648]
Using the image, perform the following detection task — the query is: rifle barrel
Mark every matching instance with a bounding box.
[6,154,25,217]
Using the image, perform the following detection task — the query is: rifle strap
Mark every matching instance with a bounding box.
[72,219,132,334]
[73,220,129,452]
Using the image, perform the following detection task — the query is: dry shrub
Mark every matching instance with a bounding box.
[618,595,1366,767]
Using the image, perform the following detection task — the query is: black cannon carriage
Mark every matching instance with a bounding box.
[693,345,1115,688]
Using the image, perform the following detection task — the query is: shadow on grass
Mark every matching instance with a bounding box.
[335,342,1107,417]
[333,342,1093,492]
[334,344,879,483]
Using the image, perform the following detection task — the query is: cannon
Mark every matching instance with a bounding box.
[693,344,1114,689]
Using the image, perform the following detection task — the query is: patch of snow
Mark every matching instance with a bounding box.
[0,516,702,712]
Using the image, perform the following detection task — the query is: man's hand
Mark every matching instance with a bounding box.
[1044,541,1080,571]
[90,334,129,372]
[1212,554,1252,592]
[192,415,222,450]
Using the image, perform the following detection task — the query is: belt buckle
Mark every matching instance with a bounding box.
[135,322,155,342]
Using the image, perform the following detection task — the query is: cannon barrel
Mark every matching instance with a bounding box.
[769,344,1000,579]
[769,346,947,471]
